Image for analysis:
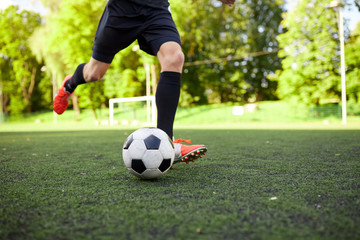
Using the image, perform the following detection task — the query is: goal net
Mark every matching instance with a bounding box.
[109,96,156,127]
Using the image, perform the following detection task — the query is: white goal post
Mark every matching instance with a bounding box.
[109,96,156,126]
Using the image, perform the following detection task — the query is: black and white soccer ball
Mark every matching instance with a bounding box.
[122,128,175,179]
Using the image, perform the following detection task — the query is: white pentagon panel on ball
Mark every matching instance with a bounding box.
[159,140,175,160]
[142,150,164,168]
[132,128,153,140]
[141,169,163,179]
[122,149,132,168]
[151,128,169,140]
[127,139,147,159]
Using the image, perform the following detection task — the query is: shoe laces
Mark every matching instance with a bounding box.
[173,138,192,144]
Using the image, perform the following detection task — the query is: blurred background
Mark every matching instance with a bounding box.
[0,0,359,127]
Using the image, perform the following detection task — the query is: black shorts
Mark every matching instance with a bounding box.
[92,0,181,63]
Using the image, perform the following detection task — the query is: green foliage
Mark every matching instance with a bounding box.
[274,0,358,106]
[76,81,105,117]
[345,22,360,114]
[104,44,149,100]
[0,6,44,114]
[45,0,105,68]
[171,0,284,105]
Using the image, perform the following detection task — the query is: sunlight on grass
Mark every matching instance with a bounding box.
[1,101,359,132]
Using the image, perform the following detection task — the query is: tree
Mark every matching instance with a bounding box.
[240,0,284,101]
[345,22,360,114]
[274,0,354,106]
[171,0,284,105]
[0,6,44,114]
[104,44,150,100]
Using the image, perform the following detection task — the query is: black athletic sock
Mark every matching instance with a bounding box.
[65,63,87,93]
[156,71,181,139]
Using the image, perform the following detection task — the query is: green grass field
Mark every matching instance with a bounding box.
[1,126,359,239]
[3,101,360,127]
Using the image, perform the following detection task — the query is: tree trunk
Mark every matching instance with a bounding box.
[91,108,98,125]
[256,90,264,102]
[20,64,37,112]
[71,94,81,117]
[2,94,9,114]
[27,66,37,112]
[28,66,37,99]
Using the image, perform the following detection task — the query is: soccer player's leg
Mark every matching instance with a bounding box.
[156,42,207,164]
[53,2,129,115]
[53,59,110,115]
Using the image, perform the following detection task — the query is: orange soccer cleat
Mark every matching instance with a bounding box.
[53,75,73,115]
[172,138,207,165]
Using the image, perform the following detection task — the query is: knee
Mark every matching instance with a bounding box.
[170,50,185,67]
[160,49,185,72]
[171,50,185,67]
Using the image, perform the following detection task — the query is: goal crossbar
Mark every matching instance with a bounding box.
[109,96,156,126]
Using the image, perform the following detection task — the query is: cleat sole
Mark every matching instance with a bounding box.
[176,146,207,165]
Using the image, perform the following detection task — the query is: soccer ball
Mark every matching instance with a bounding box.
[122,128,175,179]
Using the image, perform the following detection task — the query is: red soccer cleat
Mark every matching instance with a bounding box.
[172,138,207,165]
[53,75,73,115]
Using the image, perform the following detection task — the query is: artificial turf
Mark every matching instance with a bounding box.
[0,128,359,239]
